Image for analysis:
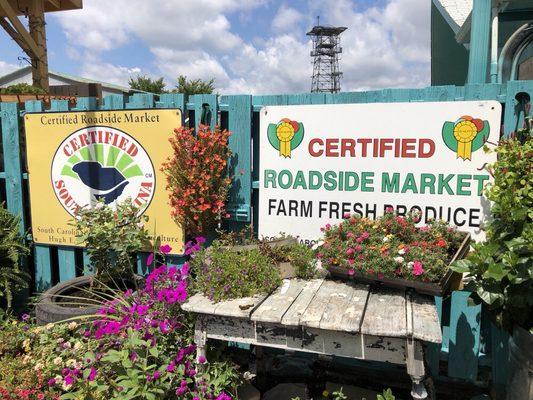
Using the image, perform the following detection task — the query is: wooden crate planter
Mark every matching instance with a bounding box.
[327,233,471,296]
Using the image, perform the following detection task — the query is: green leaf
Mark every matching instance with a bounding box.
[450,259,471,274]
[483,263,507,280]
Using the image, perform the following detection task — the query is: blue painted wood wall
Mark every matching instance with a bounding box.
[1,80,531,386]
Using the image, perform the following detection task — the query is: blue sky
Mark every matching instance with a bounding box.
[0,0,431,94]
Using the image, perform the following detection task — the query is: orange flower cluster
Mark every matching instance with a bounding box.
[161,124,232,236]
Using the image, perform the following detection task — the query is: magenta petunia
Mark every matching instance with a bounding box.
[87,367,97,382]
[160,244,172,254]
[147,253,154,266]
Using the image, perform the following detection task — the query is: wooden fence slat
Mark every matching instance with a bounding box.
[503,80,533,137]
[49,100,79,282]
[490,322,510,387]
[0,102,24,234]
[24,100,54,292]
[191,94,218,130]
[225,95,252,225]
[447,291,482,381]
[126,93,155,109]
[102,95,125,110]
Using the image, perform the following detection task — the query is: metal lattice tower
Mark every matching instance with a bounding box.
[307,18,347,93]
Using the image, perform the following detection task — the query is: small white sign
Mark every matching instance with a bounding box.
[258,101,502,243]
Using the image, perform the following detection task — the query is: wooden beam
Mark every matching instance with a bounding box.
[0,0,42,58]
[47,0,61,9]
[29,0,49,90]
[0,17,35,57]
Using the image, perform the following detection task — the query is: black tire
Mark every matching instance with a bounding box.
[35,276,101,325]
[35,275,143,325]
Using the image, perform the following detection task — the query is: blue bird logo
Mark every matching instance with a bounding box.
[72,161,130,204]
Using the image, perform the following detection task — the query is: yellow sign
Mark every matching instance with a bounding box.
[25,109,184,254]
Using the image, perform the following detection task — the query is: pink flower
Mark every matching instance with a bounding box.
[147,253,154,266]
[412,261,424,276]
[47,378,56,386]
[160,244,172,254]
[343,213,351,219]
[346,248,355,256]
[348,269,355,276]
[347,259,355,265]
[87,367,97,382]
[198,355,207,364]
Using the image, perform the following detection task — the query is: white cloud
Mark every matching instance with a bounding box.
[51,0,431,94]
[0,60,19,77]
[272,5,303,33]
[80,61,141,86]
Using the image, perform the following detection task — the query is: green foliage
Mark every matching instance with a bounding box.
[377,388,395,400]
[0,204,29,310]
[73,200,150,285]
[173,75,215,98]
[0,83,47,94]
[191,240,282,302]
[451,135,533,332]
[258,239,319,280]
[128,75,167,94]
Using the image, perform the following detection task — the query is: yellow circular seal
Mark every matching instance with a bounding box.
[453,120,477,143]
[276,122,295,142]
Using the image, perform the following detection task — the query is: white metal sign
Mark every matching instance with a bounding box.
[258,101,502,243]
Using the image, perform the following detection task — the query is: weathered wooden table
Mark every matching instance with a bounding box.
[182,279,442,400]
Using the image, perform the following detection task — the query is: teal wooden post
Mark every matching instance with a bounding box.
[447,291,482,381]
[467,0,491,84]
[503,81,533,136]
[73,97,98,275]
[24,100,53,292]
[490,323,510,389]
[1,101,29,306]
[50,100,77,282]
[224,95,252,228]
[0,102,24,234]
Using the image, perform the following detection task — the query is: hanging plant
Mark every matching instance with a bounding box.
[162,124,232,237]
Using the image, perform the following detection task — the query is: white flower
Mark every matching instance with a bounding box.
[73,341,82,351]
[54,375,63,384]
[66,359,77,368]
[23,338,30,348]
[62,381,72,391]
[393,256,404,263]
[68,322,78,330]
[34,362,44,371]
[53,357,62,365]
[311,240,324,250]
[64,341,72,349]
[398,248,406,255]
[56,338,64,344]
[382,236,389,242]
[408,261,414,268]
[45,323,54,330]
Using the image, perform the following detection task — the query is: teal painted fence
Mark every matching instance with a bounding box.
[1,81,532,387]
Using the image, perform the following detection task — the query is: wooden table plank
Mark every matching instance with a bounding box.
[251,279,307,323]
[320,282,370,333]
[410,292,442,344]
[281,279,324,326]
[361,287,407,337]
[182,293,218,314]
[213,294,267,318]
[300,280,342,329]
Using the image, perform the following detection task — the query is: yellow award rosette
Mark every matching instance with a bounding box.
[276,121,295,158]
[453,120,478,160]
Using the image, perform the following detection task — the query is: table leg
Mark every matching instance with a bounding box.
[194,317,207,372]
[406,338,428,400]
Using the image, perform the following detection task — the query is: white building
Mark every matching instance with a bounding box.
[0,66,139,97]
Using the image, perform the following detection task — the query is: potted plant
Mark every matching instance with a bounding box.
[318,211,469,296]
[0,203,30,311]
[190,231,319,302]
[35,199,150,324]
[451,132,532,400]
